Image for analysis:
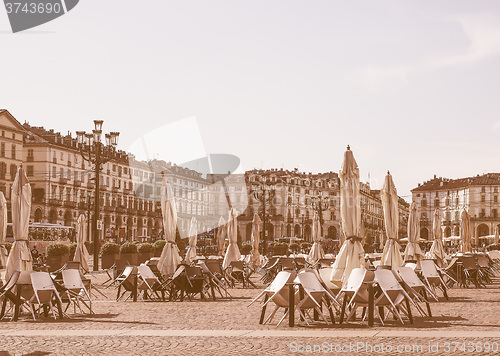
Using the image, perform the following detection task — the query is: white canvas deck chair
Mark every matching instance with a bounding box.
[62,269,93,314]
[296,270,337,325]
[248,270,297,326]
[420,259,448,300]
[371,269,413,325]
[30,272,63,320]
[137,264,166,301]
[397,266,437,317]
[336,268,374,324]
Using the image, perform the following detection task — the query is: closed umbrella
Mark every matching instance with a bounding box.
[217,216,226,256]
[495,226,499,245]
[380,171,403,270]
[429,208,447,267]
[250,213,261,268]
[73,214,90,272]
[158,179,181,277]
[5,166,32,281]
[460,209,472,253]
[404,203,423,266]
[0,192,7,268]
[330,146,365,287]
[308,211,325,263]
[223,207,241,269]
[184,217,198,263]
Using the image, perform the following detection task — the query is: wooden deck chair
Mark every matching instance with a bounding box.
[0,270,20,319]
[116,266,138,302]
[199,261,232,299]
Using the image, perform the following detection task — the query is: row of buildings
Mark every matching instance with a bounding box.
[0,109,497,246]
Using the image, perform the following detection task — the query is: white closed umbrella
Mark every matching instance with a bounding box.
[404,203,423,266]
[429,208,447,267]
[158,179,181,277]
[460,209,472,253]
[380,171,403,270]
[250,213,261,268]
[184,217,198,264]
[223,207,241,269]
[330,146,365,287]
[217,216,226,256]
[73,214,90,272]
[308,211,325,263]
[0,192,8,268]
[5,166,32,281]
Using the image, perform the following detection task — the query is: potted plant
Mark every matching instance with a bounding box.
[137,242,153,263]
[119,241,138,265]
[153,240,166,257]
[46,242,70,272]
[100,242,120,269]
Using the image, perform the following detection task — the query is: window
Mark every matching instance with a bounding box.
[60,152,63,160]
[52,166,56,178]
[10,164,16,181]
[480,208,486,218]
[0,143,4,157]
[481,187,486,193]
[1,131,4,137]
[0,162,5,179]
[27,166,34,177]
[495,196,498,203]
[434,199,439,208]
[481,195,486,203]
[421,199,427,207]
[12,133,15,139]
[494,209,498,218]
[11,145,15,160]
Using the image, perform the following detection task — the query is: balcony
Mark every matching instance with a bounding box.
[112,186,119,192]
[27,156,34,162]
[104,205,115,212]
[128,208,137,215]
[74,180,82,187]
[49,199,62,207]
[116,206,126,214]
[99,184,108,191]
[87,182,95,189]
[59,177,68,185]
[64,201,76,208]
[138,209,147,216]
[78,202,87,210]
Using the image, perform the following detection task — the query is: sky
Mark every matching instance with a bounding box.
[1,1,500,200]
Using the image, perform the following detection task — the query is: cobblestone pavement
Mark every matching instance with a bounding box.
[0,273,499,355]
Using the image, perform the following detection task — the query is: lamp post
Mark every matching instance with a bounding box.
[311,193,330,237]
[76,121,119,271]
[252,179,276,256]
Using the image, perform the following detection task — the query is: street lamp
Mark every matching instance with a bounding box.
[76,121,119,271]
[311,193,330,237]
[252,179,276,256]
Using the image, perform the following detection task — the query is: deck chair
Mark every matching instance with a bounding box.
[370,269,413,325]
[459,255,484,288]
[420,259,448,299]
[137,265,166,301]
[161,265,186,301]
[62,269,93,314]
[116,266,138,301]
[260,257,280,284]
[30,272,63,320]
[0,270,21,319]
[316,258,335,268]
[337,268,374,324]
[476,254,494,284]
[398,267,436,317]
[182,266,207,300]
[199,261,232,299]
[296,270,336,325]
[294,257,307,270]
[279,257,295,271]
[249,270,297,326]
[314,268,341,310]
[226,261,249,288]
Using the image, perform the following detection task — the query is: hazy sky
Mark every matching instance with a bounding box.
[1,1,500,199]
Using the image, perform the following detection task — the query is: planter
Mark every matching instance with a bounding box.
[138,252,153,264]
[47,254,69,272]
[119,253,138,265]
[101,254,118,269]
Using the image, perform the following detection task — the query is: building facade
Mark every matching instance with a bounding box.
[412,173,500,242]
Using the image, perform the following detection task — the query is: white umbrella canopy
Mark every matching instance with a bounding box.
[158,180,181,277]
[217,216,226,256]
[0,192,8,268]
[380,172,403,270]
[429,208,447,267]
[404,203,423,266]
[223,207,241,269]
[184,217,198,264]
[460,209,472,253]
[250,213,262,268]
[5,166,32,281]
[308,211,325,263]
[330,146,365,287]
[73,214,90,272]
